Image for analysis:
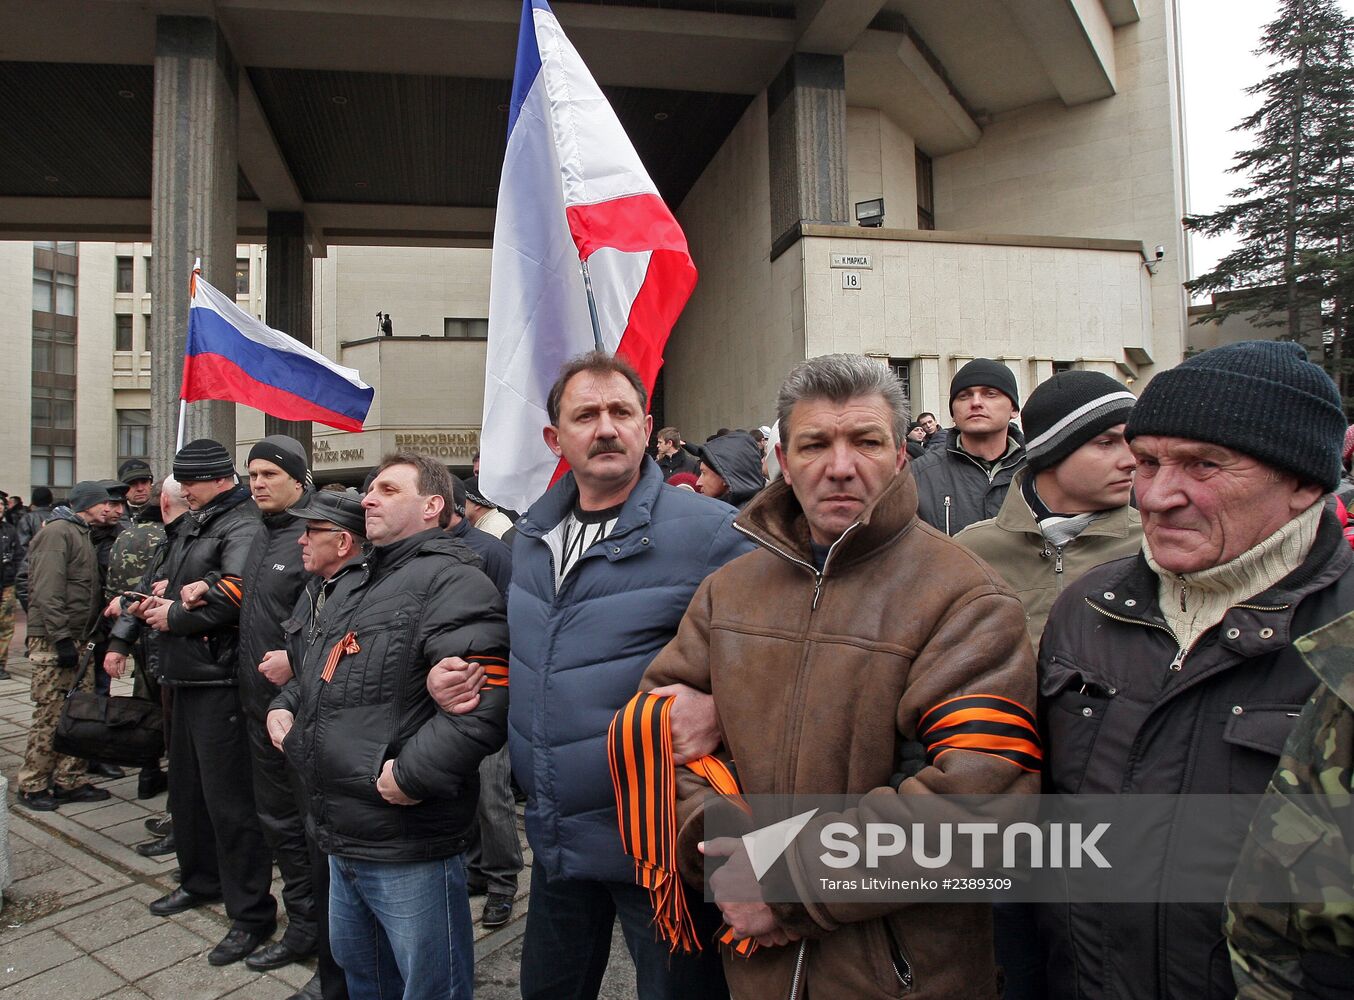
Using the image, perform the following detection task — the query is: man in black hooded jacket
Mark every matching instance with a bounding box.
[693,430,766,508]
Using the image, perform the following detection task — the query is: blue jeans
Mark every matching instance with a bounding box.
[519,862,729,1000]
[329,854,474,1000]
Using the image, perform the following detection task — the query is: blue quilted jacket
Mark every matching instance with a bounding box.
[507,457,754,882]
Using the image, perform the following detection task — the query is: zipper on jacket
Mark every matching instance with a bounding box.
[732,520,862,611]
[1054,546,1064,574]
[786,939,807,1000]
[1085,598,1187,673]
[943,496,952,536]
[880,918,915,992]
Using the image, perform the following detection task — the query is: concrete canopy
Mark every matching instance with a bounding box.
[0,0,1124,249]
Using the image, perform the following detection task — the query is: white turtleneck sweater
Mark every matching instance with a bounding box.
[1145,500,1324,654]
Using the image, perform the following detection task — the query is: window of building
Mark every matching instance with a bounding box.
[143,311,151,351]
[886,357,914,404]
[56,242,76,257]
[32,386,76,429]
[444,318,489,340]
[31,445,75,491]
[117,410,151,466]
[32,329,76,376]
[32,267,53,313]
[1052,360,1075,374]
[916,150,935,231]
[116,314,133,351]
[236,258,250,296]
[116,256,133,293]
[55,270,76,315]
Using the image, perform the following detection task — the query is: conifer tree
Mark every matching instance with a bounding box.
[1185,0,1354,404]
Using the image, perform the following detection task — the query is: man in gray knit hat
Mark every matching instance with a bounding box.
[959,370,1140,651]
[1034,341,1354,1000]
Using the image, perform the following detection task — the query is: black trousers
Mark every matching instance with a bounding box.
[168,685,276,933]
[245,714,318,950]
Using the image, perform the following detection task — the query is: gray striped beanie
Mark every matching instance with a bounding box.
[173,438,235,482]
[1022,371,1136,473]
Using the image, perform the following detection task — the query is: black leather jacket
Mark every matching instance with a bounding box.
[272,528,509,861]
[157,484,260,686]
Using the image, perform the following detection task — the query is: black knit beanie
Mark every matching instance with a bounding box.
[1125,341,1344,491]
[248,434,309,486]
[1023,371,1137,473]
[173,439,235,482]
[950,358,1020,411]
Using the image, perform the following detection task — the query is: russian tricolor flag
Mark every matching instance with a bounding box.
[181,271,374,433]
[479,0,698,514]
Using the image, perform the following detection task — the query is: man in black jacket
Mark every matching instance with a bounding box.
[911,358,1026,535]
[123,439,277,967]
[214,436,320,975]
[655,426,698,480]
[267,452,508,1000]
[1037,341,1354,1000]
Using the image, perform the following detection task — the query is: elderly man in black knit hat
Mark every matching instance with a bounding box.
[911,357,1026,535]
[120,439,278,967]
[1035,341,1354,1000]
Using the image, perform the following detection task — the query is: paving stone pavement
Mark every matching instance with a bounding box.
[0,636,639,999]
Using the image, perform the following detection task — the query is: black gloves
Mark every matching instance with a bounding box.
[54,638,79,671]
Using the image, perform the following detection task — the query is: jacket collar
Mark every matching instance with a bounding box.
[993,469,1138,541]
[518,456,664,545]
[1088,510,1351,643]
[191,482,252,527]
[367,526,443,574]
[1296,608,1354,709]
[734,463,919,575]
[50,506,91,532]
[262,489,308,530]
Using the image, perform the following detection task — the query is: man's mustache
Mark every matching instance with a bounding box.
[589,439,627,457]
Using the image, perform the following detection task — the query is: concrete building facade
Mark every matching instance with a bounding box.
[2,0,1190,496]
[0,239,264,500]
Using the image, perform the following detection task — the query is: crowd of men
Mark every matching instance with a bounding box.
[5,339,1353,1000]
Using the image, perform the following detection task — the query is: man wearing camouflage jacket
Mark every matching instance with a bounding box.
[1225,610,1354,999]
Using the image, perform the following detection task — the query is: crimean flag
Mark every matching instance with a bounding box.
[181,269,374,433]
[479,0,698,514]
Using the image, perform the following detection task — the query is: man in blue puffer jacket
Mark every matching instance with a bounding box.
[508,351,754,999]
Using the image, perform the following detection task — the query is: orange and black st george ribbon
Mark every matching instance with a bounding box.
[608,691,755,957]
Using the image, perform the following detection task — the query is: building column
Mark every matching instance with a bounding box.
[149,16,238,474]
[767,53,850,257]
[263,211,314,459]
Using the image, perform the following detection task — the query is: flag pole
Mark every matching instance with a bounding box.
[579,258,604,352]
[177,258,202,451]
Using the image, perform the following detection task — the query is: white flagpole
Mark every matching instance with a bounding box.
[177,258,201,451]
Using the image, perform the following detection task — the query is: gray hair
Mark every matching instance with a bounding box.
[159,475,188,514]
[776,354,910,448]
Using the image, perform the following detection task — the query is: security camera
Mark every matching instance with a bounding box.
[1154,245,1165,261]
